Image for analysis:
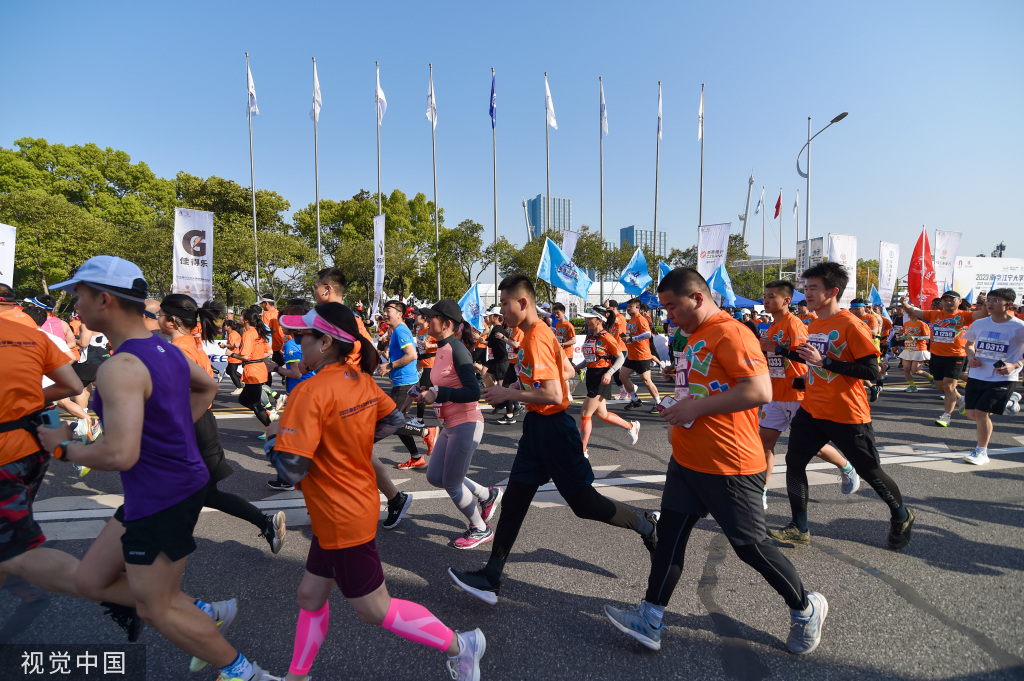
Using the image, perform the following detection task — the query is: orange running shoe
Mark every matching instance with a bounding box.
[397,456,427,470]
[423,426,439,457]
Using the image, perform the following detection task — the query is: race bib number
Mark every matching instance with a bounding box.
[976,337,1009,361]
[932,326,956,343]
[486,347,493,361]
[582,341,597,363]
[416,337,426,353]
[674,356,690,400]
[767,352,786,378]
[807,333,829,357]
[433,403,445,427]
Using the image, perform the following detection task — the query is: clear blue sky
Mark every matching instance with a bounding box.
[2,1,1021,275]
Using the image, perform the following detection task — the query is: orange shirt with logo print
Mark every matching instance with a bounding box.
[275,363,397,549]
[1,319,71,465]
[513,320,570,416]
[765,311,809,403]
[262,307,285,352]
[239,327,269,384]
[507,326,524,366]
[922,310,978,357]
[554,319,576,351]
[581,330,617,369]
[625,313,653,362]
[611,313,628,351]
[803,310,880,424]
[671,311,767,475]
[798,312,818,326]
[901,319,930,351]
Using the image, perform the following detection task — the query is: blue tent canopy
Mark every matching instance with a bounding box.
[616,290,662,309]
[730,295,761,308]
[754,290,805,305]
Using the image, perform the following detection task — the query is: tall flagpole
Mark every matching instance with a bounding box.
[698,83,705,232]
[376,61,382,215]
[313,57,322,268]
[778,188,783,279]
[491,68,498,307]
[246,52,260,294]
[794,190,800,280]
[654,81,661,265]
[599,76,604,303]
[545,72,551,235]
[761,186,766,289]
[429,63,440,300]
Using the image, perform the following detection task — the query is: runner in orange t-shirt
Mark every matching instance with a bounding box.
[850,299,885,402]
[620,298,661,412]
[769,262,913,551]
[551,303,577,355]
[270,302,486,678]
[902,288,989,426]
[219,320,244,392]
[896,316,932,390]
[757,281,856,510]
[796,300,817,326]
[573,311,639,456]
[229,309,273,433]
[160,294,285,556]
[409,314,440,435]
[449,274,657,606]
[601,266,824,656]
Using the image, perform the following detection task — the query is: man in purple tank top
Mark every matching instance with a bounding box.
[38,256,282,681]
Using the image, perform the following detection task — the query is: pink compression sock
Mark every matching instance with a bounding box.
[289,602,330,676]
[382,598,455,652]
[600,411,630,428]
[581,416,593,450]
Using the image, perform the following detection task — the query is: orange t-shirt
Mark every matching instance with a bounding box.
[612,314,628,351]
[901,319,930,351]
[240,327,269,384]
[1,319,71,465]
[671,311,767,476]
[69,318,82,335]
[262,307,285,352]
[554,319,576,350]
[507,326,524,366]
[476,325,489,350]
[514,320,570,416]
[581,330,617,369]
[764,312,809,403]
[625,313,653,361]
[226,330,242,364]
[802,310,880,424]
[880,316,893,338]
[275,363,397,550]
[415,324,438,370]
[0,308,37,328]
[798,312,817,326]
[171,334,214,379]
[923,310,978,357]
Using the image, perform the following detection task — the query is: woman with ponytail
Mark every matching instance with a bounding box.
[229,309,273,432]
[269,303,485,681]
[157,294,286,556]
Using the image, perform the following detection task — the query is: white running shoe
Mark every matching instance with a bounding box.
[617,390,629,401]
[446,629,486,681]
[956,394,966,415]
[762,487,768,510]
[628,420,641,445]
[230,388,243,396]
[406,417,425,429]
[934,413,951,427]
[268,408,279,423]
[840,468,861,494]
[963,448,989,466]
[190,599,239,672]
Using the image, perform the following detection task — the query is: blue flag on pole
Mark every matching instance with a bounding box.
[489,75,496,129]
[657,261,672,285]
[458,283,485,331]
[869,285,891,320]
[619,247,653,295]
[964,288,976,304]
[537,238,593,300]
[706,263,737,307]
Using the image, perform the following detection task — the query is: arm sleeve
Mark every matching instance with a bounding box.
[435,342,482,404]
[269,451,312,485]
[374,408,407,442]
[609,352,625,374]
[775,345,807,364]
[824,354,881,381]
[631,331,653,341]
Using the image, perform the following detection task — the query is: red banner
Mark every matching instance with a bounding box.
[907,228,938,307]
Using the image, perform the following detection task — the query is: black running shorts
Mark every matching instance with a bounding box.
[509,410,595,497]
[965,378,1016,415]
[114,487,205,565]
[622,358,651,375]
[930,355,967,381]
[585,367,614,400]
[661,458,768,546]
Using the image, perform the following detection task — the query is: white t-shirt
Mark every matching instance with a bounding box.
[39,329,72,389]
[963,316,1024,383]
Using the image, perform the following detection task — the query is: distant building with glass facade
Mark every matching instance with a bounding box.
[619,225,667,257]
[527,194,572,241]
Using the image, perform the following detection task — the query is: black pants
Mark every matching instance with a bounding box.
[501,363,519,414]
[239,383,270,426]
[416,369,434,420]
[390,384,419,457]
[786,408,904,524]
[225,363,243,390]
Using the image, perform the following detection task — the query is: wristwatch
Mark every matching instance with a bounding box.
[53,440,73,461]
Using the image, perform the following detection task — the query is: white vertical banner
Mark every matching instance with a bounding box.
[371,214,386,318]
[696,223,731,280]
[827,233,858,309]
[933,230,961,292]
[796,240,808,285]
[172,208,214,302]
[809,237,824,268]
[0,223,15,286]
[555,229,580,307]
[877,241,900,306]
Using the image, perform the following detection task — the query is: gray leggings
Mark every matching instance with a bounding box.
[426,421,489,530]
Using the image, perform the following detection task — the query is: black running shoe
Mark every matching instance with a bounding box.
[383,491,413,530]
[887,507,915,550]
[642,511,660,556]
[102,602,144,642]
[267,478,294,491]
[869,384,880,402]
[448,567,500,605]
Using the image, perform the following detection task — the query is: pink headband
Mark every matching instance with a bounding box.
[280,310,357,343]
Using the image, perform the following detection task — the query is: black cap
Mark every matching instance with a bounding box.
[941,290,961,299]
[418,300,464,325]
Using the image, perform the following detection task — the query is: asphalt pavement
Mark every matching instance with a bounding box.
[4,360,1024,681]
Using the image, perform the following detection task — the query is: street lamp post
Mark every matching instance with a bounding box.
[796,111,848,275]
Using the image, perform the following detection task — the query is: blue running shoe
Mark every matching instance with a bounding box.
[787,591,828,655]
[604,602,662,651]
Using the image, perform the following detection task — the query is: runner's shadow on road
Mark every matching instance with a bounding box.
[914,494,1024,531]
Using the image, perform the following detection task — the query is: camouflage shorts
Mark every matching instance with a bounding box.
[0,450,49,563]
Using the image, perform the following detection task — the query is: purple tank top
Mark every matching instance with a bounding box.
[93,335,209,520]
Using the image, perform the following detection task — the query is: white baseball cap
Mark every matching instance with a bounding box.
[51,256,149,301]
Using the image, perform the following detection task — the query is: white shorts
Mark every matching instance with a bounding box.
[759,400,801,432]
[899,349,930,362]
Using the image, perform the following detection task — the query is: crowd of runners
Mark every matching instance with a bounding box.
[2,253,1023,680]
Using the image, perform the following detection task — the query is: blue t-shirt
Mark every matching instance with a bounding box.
[282,338,316,393]
[388,323,419,386]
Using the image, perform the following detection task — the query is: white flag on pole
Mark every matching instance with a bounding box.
[827,234,858,309]
[247,62,259,116]
[696,223,731,280]
[754,187,764,215]
[698,88,704,140]
[793,189,800,218]
[600,80,608,135]
[310,62,322,123]
[375,64,387,125]
[545,74,558,130]
[877,241,900,307]
[426,70,437,130]
[657,83,663,140]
